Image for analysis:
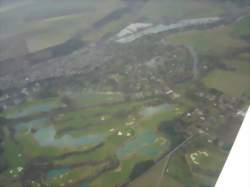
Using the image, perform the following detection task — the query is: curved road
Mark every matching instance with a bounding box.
[185,45,199,81]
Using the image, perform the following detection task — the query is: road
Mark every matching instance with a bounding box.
[185,45,199,81]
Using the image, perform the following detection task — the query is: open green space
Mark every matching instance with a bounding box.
[224,57,250,75]
[0,0,124,52]
[139,0,226,21]
[231,15,250,38]
[202,69,250,97]
[127,154,185,187]
[185,137,227,175]
[167,153,193,187]
[168,26,247,55]
[2,127,25,169]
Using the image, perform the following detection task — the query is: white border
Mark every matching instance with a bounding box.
[215,106,250,187]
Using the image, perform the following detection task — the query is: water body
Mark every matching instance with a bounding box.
[33,126,107,147]
[115,17,221,43]
[140,103,171,117]
[47,167,70,179]
[6,102,57,119]
[80,182,90,187]
[15,118,48,132]
[117,131,165,159]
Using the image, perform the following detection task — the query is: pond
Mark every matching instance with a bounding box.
[14,118,48,132]
[33,126,107,147]
[47,167,70,179]
[140,103,171,117]
[6,102,57,119]
[116,131,167,159]
[80,182,90,187]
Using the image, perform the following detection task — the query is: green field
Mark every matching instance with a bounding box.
[0,0,124,52]
[167,153,193,187]
[223,56,250,75]
[139,0,226,21]
[184,141,227,187]
[203,69,250,97]
[231,15,250,38]
[127,154,185,187]
[168,26,247,55]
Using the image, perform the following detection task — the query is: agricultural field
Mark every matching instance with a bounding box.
[167,26,248,56]
[0,0,124,53]
[1,0,250,187]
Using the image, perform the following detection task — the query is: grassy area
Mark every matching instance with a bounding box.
[83,13,138,43]
[0,180,22,187]
[83,0,229,42]
[139,0,226,21]
[182,138,227,187]
[138,104,184,130]
[15,132,74,158]
[91,158,144,187]
[47,98,181,186]
[223,58,250,75]
[70,92,123,107]
[231,15,250,38]
[48,162,108,187]
[90,104,185,187]
[185,139,227,174]
[192,172,217,187]
[0,0,238,53]
[127,154,184,187]
[53,99,144,135]
[53,99,176,165]
[167,153,193,187]
[2,127,25,169]
[12,97,176,162]
[202,69,250,97]
[1,0,124,52]
[168,26,247,55]
[0,1,32,14]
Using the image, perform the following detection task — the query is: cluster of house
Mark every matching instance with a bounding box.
[0,82,41,112]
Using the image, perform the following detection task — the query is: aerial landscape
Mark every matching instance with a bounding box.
[0,0,250,186]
